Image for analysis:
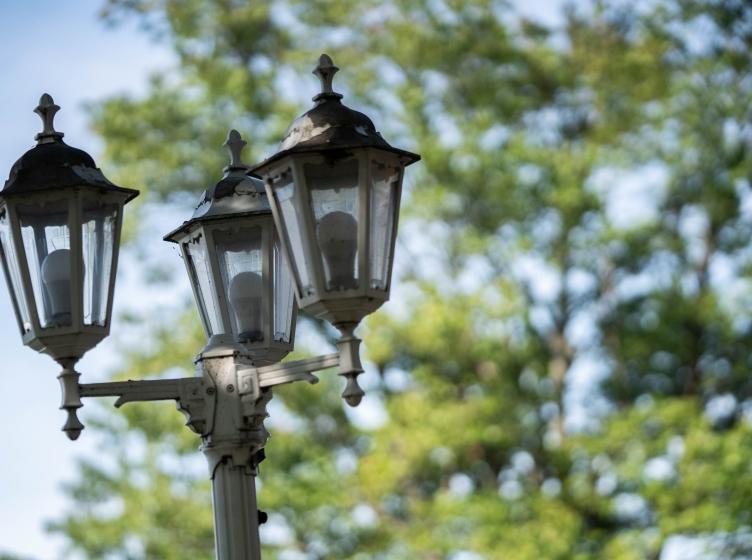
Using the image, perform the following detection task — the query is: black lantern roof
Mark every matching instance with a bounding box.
[2,94,138,201]
[164,129,269,242]
[250,54,420,174]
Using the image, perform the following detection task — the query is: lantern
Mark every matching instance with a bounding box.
[0,94,138,362]
[250,54,420,332]
[165,130,297,365]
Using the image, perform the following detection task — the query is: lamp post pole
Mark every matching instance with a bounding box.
[199,352,266,560]
[63,341,350,559]
[0,54,419,560]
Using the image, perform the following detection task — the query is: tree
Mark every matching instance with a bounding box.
[50,0,752,558]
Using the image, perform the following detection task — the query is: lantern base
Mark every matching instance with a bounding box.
[197,335,253,361]
[300,294,387,326]
[27,330,107,363]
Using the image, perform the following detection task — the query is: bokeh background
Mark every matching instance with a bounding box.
[1,0,751,559]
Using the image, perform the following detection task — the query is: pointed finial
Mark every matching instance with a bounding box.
[312,53,343,103]
[34,93,64,144]
[223,129,248,172]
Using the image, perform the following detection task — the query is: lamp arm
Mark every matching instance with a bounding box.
[253,353,339,388]
[58,362,216,441]
[56,332,366,441]
[243,332,366,407]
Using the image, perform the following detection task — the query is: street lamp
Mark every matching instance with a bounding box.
[0,94,138,364]
[0,54,419,560]
[164,129,297,365]
[251,54,420,404]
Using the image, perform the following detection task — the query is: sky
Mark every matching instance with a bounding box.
[0,2,573,557]
[0,1,708,560]
[0,3,174,558]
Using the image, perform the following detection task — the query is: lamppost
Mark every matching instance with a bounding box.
[0,54,419,560]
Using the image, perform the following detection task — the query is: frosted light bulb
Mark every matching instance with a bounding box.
[229,270,264,342]
[41,248,72,327]
[317,211,358,290]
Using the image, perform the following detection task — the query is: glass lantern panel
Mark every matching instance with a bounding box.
[81,199,119,326]
[273,235,295,343]
[369,159,402,291]
[305,157,360,291]
[17,199,72,328]
[0,207,31,333]
[272,169,313,295]
[183,232,221,336]
[214,225,265,344]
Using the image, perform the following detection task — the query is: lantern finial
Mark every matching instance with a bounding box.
[223,129,248,173]
[34,93,64,145]
[312,54,343,104]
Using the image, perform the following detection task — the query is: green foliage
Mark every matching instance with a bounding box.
[50,0,752,558]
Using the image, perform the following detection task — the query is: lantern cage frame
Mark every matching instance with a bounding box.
[164,130,297,365]
[250,54,420,329]
[0,94,138,362]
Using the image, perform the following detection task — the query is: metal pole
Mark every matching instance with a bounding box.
[198,350,270,560]
[206,447,262,560]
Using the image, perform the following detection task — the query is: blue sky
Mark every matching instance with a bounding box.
[0,1,579,559]
[0,3,173,558]
[0,2,741,559]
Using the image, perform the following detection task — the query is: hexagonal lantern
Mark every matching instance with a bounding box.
[0,94,138,363]
[165,130,297,365]
[250,54,420,334]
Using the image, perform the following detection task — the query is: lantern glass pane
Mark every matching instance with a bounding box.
[0,208,31,332]
[18,199,71,328]
[214,225,265,344]
[183,232,221,336]
[369,159,402,290]
[273,235,295,343]
[305,158,360,291]
[81,199,119,326]
[272,169,313,295]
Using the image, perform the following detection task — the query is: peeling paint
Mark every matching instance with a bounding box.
[234,178,262,196]
[280,116,332,150]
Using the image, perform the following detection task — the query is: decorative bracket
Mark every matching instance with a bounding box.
[58,365,217,440]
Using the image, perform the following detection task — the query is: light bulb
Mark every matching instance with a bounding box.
[228,270,264,342]
[41,248,72,327]
[317,211,358,290]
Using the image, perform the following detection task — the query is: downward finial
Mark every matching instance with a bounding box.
[34,93,64,144]
[312,54,343,103]
[223,129,247,171]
